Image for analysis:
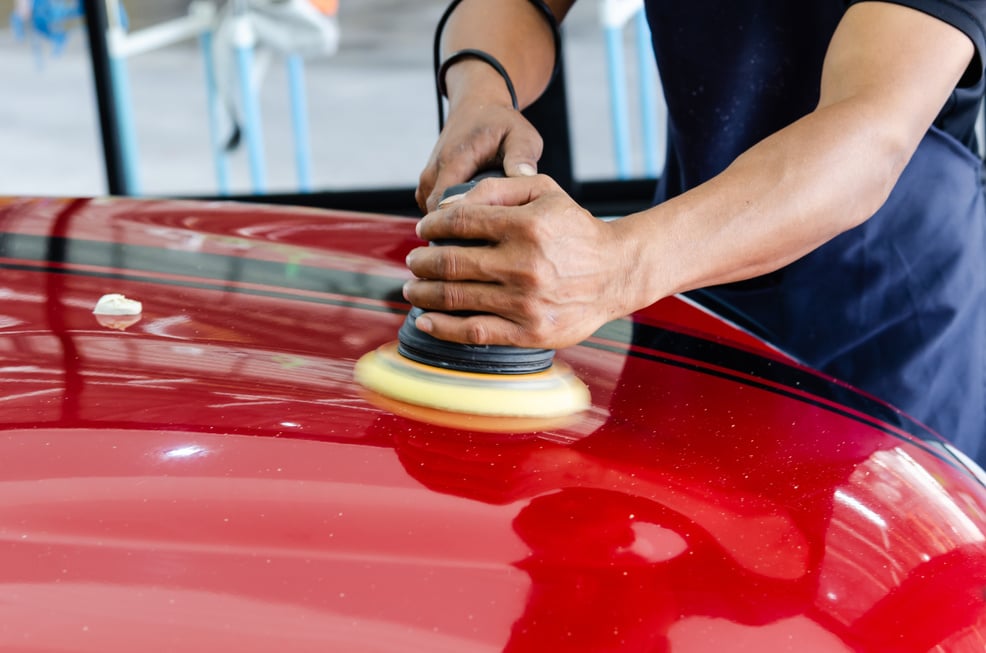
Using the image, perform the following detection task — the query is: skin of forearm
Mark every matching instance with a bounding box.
[441,0,575,109]
[619,101,911,310]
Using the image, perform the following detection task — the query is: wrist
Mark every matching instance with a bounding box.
[612,212,679,310]
[443,58,518,112]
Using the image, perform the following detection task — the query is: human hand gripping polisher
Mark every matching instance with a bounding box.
[354,175,590,429]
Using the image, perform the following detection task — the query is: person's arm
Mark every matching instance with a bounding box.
[415,0,576,212]
[405,2,976,349]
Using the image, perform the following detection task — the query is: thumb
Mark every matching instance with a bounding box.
[426,159,481,212]
[503,158,539,178]
[501,130,542,178]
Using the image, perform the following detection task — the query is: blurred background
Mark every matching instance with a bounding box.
[0,0,666,200]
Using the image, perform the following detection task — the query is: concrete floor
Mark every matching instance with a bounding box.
[0,0,665,199]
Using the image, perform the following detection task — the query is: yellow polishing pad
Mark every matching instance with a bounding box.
[354,341,590,419]
[360,388,581,434]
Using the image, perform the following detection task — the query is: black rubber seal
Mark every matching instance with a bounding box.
[398,307,555,374]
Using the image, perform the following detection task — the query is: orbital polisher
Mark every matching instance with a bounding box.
[354,175,590,425]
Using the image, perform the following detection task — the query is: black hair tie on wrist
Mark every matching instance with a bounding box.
[437,48,519,114]
[433,0,562,131]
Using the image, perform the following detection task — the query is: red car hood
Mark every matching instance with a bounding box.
[0,196,984,651]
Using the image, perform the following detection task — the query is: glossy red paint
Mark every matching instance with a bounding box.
[0,197,984,651]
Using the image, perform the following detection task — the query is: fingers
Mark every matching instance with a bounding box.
[402,277,537,347]
[461,172,559,209]
[417,201,513,245]
[416,149,481,215]
[404,240,546,345]
[409,309,529,348]
[415,166,436,214]
[409,178,547,290]
[427,156,489,213]
[405,241,500,285]
[403,277,507,315]
[414,105,544,213]
[417,121,509,213]
[416,174,560,243]
[405,173,618,351]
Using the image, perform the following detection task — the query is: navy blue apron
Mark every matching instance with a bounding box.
[642,0,986,464]
[689,130,986,463]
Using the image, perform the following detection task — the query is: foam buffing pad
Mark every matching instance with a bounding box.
[355,342,588,419]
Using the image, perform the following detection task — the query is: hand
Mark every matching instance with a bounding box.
[415,87,543,213]
[404,174,638,350]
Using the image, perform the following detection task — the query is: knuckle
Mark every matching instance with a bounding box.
[463,319,490,345]
[436,251,459,279]
[469,123,500,146]
[440,283,464,309]
[438,144,464,168]
[513,295,539,322]
[529,219,552,243]
[447,204,471,235]
[534,173,559,193]
[472,176,495,194]
[510,259,548,291]
[527,315,556,344]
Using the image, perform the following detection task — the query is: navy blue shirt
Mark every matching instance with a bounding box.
[644,0,986,198]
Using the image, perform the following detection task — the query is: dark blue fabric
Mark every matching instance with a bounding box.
[645,0,844,195]
[642,0,986,464]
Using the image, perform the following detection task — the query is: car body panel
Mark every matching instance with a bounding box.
[1,197,984,651]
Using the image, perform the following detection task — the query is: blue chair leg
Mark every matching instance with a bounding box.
[287,54,312,192]
[634,10,660,177]
[199,30,230,195]
[234,39,267,193]
[604,24,632,179]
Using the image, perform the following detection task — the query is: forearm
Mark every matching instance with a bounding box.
[440,0,574,109]
[622,103,908,306]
